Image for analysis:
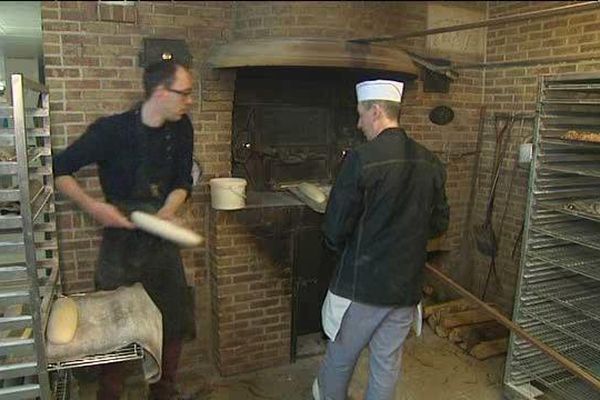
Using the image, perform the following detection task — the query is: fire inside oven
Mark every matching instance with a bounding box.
[232,67,366,191]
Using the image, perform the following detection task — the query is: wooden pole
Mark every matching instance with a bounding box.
[425,263,600,391]
[349,2,600,44]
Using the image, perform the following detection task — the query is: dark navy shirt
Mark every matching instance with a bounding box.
[53,108,193,204]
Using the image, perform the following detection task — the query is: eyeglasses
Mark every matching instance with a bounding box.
[165,88,193,97]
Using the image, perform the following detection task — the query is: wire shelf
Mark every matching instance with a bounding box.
[541,163,600,178]
[525,277,600,320]
[513,322,589,357]
[529,245,600,282]
[47,343,144,371]
[51,369,70,400]
[535,176,600,191]
[546,83,600,91]
[520,301,600,352]
[512,340,599,378]
[531,219,600,252]
[538,199,600,224]
[542,138,600,149]
[512,364,600,400]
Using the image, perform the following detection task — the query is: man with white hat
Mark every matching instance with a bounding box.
[313,80,449,400]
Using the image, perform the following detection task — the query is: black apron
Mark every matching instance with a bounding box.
[94,111,193,340]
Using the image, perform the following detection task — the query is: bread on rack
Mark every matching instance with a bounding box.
[562,130,600,143]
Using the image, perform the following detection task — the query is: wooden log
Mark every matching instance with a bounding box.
[440,307,500,329]
[423,298,475,319]
[448,321,509,345]
[469,338,508,360]
[435,324,450,338]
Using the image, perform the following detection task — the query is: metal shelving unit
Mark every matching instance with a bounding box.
[504,72,600,400]
[0,74,59,399]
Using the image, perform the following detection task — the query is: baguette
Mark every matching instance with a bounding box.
[131,211,204,248]
[298,182,327,203]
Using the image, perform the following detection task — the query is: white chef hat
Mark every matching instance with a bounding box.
[356,80,404,103]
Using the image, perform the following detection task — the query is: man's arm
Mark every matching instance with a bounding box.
[157,116,195,221]
[55,175,135,229]
[53,118,134,229]
[156,188,188,220]
[322,151,364,254]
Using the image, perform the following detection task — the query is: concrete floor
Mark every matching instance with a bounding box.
[73,324,506,400]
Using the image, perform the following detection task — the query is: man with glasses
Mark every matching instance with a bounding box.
[53,61,196,400]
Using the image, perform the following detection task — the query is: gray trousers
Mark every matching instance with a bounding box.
[317,302,414,400]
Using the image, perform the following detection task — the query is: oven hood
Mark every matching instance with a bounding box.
[207,38,419,78]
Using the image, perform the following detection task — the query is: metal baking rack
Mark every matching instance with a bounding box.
[504,72,600,400]
[0,74,58,399]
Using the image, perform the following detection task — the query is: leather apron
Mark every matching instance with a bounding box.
[94,110,193,340]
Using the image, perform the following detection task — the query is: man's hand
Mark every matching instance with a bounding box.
[155,208,188,228]
[88,201,135,229]
[156,188,189,225]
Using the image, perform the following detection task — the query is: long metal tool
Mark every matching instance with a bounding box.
[349,1,600,44]
[424,262,600,392]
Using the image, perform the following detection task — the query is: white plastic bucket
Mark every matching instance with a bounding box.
[209,178,247,210]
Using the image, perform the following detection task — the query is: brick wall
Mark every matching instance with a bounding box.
[209,207,301,375]
[470,1,600,313]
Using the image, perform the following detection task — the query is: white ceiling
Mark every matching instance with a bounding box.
[0,1,42,58]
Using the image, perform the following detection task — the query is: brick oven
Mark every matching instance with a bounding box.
[207,39,418,375]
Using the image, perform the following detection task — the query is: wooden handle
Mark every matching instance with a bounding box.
[425,263,600,391]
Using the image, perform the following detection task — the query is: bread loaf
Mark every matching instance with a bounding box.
[298,182,327,204]
[131,211,204,247]
[47,297,79,344]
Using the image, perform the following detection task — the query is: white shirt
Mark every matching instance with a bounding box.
[321,290,352,341]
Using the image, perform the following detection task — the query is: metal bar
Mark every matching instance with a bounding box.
[0,384,41,400]
[47,344,144,371]
[20,76,48,94]
[0,127,49,136]
[0,107,49,117]
[0,315,32,331]
[11,73,51,399]
[29,183,46,205]
[0,338,34,356]
[454,54,600,70]
[425,263,600,392]
[40,265,59,332]
[0,362,38,380]
[0,161,18,174]
[348,2,600,43]
[0,290,29,306]
[32,188,53,223]
[0,266,28,280]
[0,189,20,202]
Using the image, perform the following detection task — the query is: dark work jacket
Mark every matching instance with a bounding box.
[323,128,450,306]
[53,108,193,206]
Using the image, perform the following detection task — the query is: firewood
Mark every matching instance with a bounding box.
[439,306,501,330]
[435,324,450,338]
[469,338,508,360]
[423,298,475,319]
[448,321,509,344]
